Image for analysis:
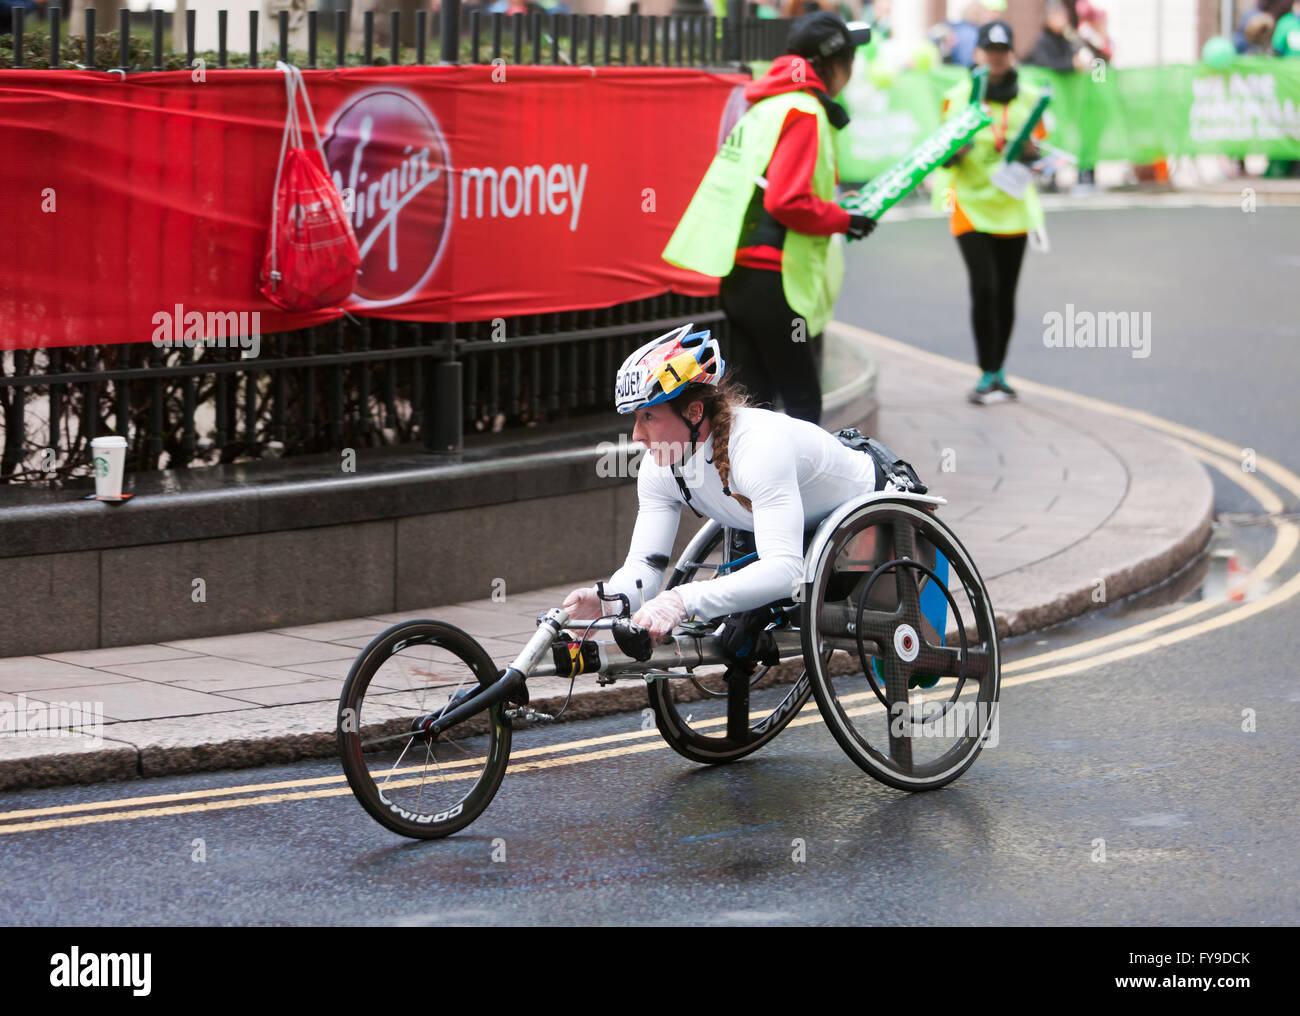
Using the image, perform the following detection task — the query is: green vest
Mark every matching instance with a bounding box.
[931,76,1045,235]
[1275,12,1300,57]
[663,90,845,337]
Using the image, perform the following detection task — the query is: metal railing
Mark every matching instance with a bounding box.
[5,3,794,71]
[1,4,793,482]
[0,293,731,481]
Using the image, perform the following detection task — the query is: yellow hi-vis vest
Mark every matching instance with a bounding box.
[932,76,1046,235]
[662,90,845,337]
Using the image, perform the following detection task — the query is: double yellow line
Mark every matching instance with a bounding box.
[3,332,1297,836]
[0,691,901,835]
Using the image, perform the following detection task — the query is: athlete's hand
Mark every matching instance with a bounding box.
[562,586,609,621]
[631,589,688,643]
[846,214,877,242]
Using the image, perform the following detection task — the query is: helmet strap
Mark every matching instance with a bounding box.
[668,395,708,519]
[674,394,706,461]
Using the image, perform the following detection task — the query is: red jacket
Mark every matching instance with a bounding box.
[735,54,851,272]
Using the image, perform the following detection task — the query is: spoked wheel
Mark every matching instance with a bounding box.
[648,520,816,764]
[338,620,512,839]
[801,498,1000,791]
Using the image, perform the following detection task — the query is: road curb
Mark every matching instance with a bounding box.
[986,406,1214,637]
[833,323,1216,639]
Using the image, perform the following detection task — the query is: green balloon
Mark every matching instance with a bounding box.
[1202,36,1236,71]
[867,60,896,90]
[912,40,940,72]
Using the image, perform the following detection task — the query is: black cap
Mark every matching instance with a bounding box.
[977,20,1014,50]
[786,11,872,63]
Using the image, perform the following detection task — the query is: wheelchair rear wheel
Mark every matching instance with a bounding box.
[800,499,1000,791]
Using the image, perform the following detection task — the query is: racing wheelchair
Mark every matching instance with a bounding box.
[337,436,1001,839]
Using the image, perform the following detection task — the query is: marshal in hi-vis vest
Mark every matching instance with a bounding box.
[932,75,1045,235]
[663,91,845,337]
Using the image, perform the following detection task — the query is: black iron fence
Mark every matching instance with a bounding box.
[0,4,793,483]
[4,3,795,71]
[0,294,729,480]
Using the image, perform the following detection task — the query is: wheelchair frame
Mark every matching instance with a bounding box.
[337,490,1001,839]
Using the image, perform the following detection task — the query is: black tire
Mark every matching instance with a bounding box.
[801,499,1000,792]
[338,620,512,839]
[647,521,815,764]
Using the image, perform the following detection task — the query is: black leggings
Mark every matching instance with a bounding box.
[719,264,822,424]
[955,231,1028,373]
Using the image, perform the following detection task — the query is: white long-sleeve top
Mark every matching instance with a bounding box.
[604,406,879,620]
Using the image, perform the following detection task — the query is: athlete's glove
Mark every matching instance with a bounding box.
[562,586,617,621]
[719,607,780,668]
[631,588,688,643]
[846,214,877,242]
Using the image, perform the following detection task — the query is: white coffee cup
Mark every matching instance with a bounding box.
[91,436,128,499]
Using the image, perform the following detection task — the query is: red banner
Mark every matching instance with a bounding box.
[0,66,751,351]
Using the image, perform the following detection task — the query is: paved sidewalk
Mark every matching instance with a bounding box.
[0,326,1213,790]
[885,180,1300,225]
[1175,176,1300,202]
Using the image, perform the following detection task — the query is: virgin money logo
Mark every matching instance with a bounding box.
[323,88,453,307]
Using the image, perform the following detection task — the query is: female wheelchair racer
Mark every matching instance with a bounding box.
[337,324,1000,839]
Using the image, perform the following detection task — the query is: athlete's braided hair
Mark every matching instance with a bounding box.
[673,377,754,514]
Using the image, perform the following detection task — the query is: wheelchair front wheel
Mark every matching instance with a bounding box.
[338,620,512,839]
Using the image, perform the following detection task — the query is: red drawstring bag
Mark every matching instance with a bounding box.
[260,63,360,312]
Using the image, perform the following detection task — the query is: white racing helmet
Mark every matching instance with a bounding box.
[614,323,726,415]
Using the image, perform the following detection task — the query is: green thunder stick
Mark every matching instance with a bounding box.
[1001,89,1052,164]
[841,66,992,221]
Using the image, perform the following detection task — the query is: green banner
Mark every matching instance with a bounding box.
[836,57,1300,181]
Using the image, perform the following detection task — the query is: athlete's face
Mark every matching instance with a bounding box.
[632,400,706,467]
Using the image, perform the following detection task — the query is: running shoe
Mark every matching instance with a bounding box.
[967,382,1008,405]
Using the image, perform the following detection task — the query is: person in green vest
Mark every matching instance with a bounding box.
[1266,2,1300,177]
[932,19,1048,405]
[663,11,877,424]
[1273,1,1300,57]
